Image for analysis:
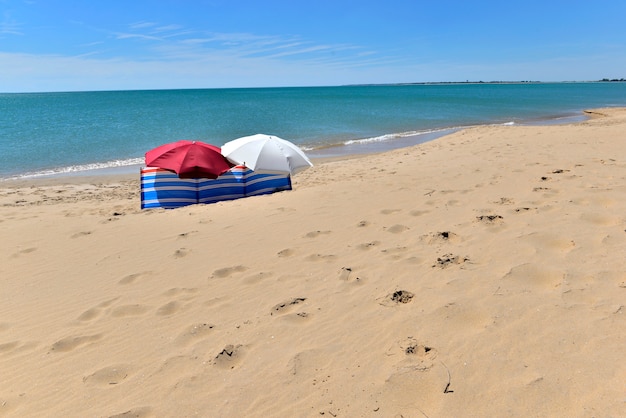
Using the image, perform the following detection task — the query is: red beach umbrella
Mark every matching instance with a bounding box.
[145,140,232,179]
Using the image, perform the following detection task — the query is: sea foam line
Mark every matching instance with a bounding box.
[340,123,510,147]
[5,158,144,180]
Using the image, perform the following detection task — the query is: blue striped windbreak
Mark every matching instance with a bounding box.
[141,166,291,209]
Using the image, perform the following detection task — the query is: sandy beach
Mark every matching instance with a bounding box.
[1,108,625,417]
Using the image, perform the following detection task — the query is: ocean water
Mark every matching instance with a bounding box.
[1,82,625,179]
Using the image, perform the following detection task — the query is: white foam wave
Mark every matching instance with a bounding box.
[342,127,467,147]
[7,158,144,180]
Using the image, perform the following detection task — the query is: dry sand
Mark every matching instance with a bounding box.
[1,108,625,417]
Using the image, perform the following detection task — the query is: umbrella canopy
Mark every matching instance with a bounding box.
[145,140,232,179]
[221,134,313,175]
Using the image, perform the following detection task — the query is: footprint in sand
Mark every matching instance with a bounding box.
[281,311,312,322]
[0,340,39,356]
[271,297,307,316]
[379,246,409,261]
[211,265,248,278]
[378,290,414,307]
[421,231,460,244]
[161,287,199,299]
[77,307,101,322]
[520,232,576,253]
[381,338,451,412]
[502,263,564,292]
[382,363,451,413]
[494,197,515,205]
[11,247,37,258]
[287,349,332,379]
[339,267,353,281]
[111,304,151,318]
[174,323,215,346]
[385,224,410,233]
[82,364,132,386]
[172,248,190,258]
[381,209,402,215]
[77,297,120,322]
[50,334,103,353]
[277,248,295,257]
[0,341,20,354]
[338,266,364,283]
[70,231,92,238]
[118,271,151,285]
[533,186,559,197]
[390,337,438,365]
[213,344,245,369]
[304,253,337,262]
[476,214,504,225]
[177,230,198,239]
[242,271,273,285]
[432,254,469,269]
[156,300,190,316]
[107,406,153,418]
[579,212,620,226]
[514,207,535,213]
[304,230,332,238]
[356,241,380,250]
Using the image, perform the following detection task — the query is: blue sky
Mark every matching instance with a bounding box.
[1,0,625,92]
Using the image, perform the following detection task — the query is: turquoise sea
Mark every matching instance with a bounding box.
[1,82,625,179]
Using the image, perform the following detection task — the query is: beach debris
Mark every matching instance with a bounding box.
[442,361,454,393]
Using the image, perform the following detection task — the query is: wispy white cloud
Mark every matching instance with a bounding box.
[78,41,105,48]
[128,21,157,30]
[261,44,331,58]
[154,24,184,33]
[112,20,383,69]
[0,13,424,92]
[114,32,162,41]
[1,10,22,35]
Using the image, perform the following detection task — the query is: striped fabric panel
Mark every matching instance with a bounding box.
[244,172,292,196]
[140,166,292,209]
[197,166,246,204]
[140,167,198,209]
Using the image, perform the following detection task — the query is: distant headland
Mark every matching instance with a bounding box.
[349,79,625,87]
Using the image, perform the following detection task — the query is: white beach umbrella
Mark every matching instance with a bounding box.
[221,134,313,175]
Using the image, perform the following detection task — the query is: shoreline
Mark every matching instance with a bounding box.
[1,107,625,417]
[0,110,592,185]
